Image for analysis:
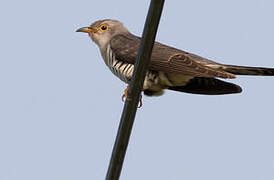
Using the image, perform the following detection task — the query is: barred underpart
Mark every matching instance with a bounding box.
[102,45,162,91]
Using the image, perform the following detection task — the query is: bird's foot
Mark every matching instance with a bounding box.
[138,94,143,108]
[122,86,129,102]
[122,86,143,108]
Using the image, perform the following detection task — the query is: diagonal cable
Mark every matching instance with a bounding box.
[105,0,165,179]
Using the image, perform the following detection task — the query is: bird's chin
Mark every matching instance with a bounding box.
[89,34,100,46]
[89,33,96,42]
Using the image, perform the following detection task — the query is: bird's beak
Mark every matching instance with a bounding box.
[76,27,94,33]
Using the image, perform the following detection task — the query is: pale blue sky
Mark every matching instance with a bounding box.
[0,0,274,180]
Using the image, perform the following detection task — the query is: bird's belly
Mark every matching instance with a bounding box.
[109,59,160,91]
[102,45,192,94]
[103,44,160,88]
[109,60,134,83]
[165,73,193,86]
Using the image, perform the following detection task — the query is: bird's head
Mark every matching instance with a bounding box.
[76,19,129,49]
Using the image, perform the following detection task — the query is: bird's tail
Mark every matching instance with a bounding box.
[222,64,274,76]
[168,77,242,95]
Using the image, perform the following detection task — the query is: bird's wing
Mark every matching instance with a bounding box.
[110,33,236,79]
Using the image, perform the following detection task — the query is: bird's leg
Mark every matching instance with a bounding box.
[122,85,143,108]
[122,85,129,102]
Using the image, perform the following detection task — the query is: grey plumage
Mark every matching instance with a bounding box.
[110,33,236,79]
[77,19,274,96]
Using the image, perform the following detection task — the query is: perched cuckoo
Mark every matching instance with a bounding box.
[77,19,274,106]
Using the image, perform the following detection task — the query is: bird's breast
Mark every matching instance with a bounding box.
[101,44,162,91]
[102,45,134,83]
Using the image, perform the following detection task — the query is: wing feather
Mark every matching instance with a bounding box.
[110,33,236,79]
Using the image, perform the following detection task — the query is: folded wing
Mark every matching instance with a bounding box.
[110,33,236,79]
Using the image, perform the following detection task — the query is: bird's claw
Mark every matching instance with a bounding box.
[137,94,143,108]
[122,94,126,102]
[121,86,143,108]
[122,86,129,102]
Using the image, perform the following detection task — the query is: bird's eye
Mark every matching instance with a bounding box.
[99,24,109,32]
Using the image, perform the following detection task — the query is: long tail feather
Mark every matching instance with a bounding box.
[222,64,274,76]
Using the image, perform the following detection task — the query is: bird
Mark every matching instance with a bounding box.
[76,19,274,106]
